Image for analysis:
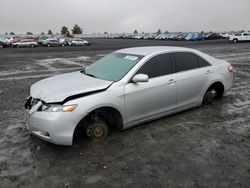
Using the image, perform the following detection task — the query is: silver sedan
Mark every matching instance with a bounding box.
[25,46,234,145]
[13,39,38,48]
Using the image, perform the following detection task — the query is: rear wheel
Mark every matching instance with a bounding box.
[203,88,217,104]
[233,38,238,43]
[30,44,34,48]
[86,118,108,140]
[61,43,65,47]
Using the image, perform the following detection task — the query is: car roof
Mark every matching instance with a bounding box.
[116,46,198,56]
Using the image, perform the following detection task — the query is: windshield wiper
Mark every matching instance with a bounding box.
[86,73,97,78]
[80,70,97,78]
[80,69,86,74]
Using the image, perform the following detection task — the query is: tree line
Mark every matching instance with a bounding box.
[3,24,83,36]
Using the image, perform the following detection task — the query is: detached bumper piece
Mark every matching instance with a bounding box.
[25,96,40,110]
[32,130,50,139]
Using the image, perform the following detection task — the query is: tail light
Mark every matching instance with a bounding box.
[228,64,234,73]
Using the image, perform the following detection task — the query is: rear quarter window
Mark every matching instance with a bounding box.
[198,56,211,67]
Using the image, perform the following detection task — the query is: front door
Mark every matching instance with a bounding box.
[124,53,177,125]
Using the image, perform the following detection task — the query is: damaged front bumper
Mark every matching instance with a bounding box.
[25,96,83,146]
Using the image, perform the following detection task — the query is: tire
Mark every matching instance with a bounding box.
[47,44,51,47]
[61,43,65,47]
[233,38,238,43]
[203,88,217,104]
[16,45,19,48]
[86,118,109,140]
[30,44,34,48]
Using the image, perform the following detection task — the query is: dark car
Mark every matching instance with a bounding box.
[0,39,9,48]
[206,33,223,40]
[38,36,48,45]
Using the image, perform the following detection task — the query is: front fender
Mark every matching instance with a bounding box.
[65,86,126,126]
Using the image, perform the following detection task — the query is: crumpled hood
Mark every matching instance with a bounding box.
[30,71,113,103]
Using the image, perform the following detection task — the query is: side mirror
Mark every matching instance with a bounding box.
[132,74,149,83]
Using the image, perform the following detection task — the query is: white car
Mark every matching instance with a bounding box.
[5,37,14,44]
[70,39,90,46]
[220,32,229,38]
[229,32,250,43]
[58,38,67,46]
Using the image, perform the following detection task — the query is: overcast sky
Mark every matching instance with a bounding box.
[0,0,249,34]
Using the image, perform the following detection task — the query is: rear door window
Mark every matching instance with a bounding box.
[137,53,173,78]
[172,52,200,72]
[198,56,211,67]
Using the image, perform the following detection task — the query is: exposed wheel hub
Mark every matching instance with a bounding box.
[86,120,108,140]
[210,89,216,97]
[93,124,104,138]
[204,89,217,104]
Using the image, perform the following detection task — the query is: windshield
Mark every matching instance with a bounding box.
[85,52,144,81]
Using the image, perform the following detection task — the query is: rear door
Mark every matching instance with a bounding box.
[242,33,248,41]
[125,53,177,125]
[246,33,250,41]
[172,52,212,108]
[51,40,59,46]
[21,40,28,47]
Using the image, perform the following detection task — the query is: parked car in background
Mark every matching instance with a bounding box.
[229,32,250,43]
[134,35,144,39]
[25,46,234,145]
[58,38,67,46]
[176,34,187,41]
[38,36,48,45]
[41,38,64,47]
[105,32,236,41]
[5,37,14,44]
[0,38,10,48]
[12,39,38,48]
[185,33,195,41]
[69,38,90,46]
[206,33,223,40]
[144,34,157,40]
[193,34,207,41]
[0,39,8,48]
[219,32,230,38]
[168,33,179,40]
[154,34,163,40]
[10,36,22,44]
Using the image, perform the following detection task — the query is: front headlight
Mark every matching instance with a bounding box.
[40,104,77,112]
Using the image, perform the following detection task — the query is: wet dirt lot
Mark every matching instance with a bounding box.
[0,39,250,187]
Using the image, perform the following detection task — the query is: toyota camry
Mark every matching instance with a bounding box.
[25,46,234,145]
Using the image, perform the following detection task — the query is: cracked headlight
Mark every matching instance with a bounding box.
[40,104,77,112]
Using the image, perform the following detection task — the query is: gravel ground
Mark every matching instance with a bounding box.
[0,39,250,188]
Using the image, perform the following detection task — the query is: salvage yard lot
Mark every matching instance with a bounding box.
[0,39,250,187]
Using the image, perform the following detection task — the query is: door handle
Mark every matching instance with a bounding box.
[206,70,213,74]
[167,79,175,84]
